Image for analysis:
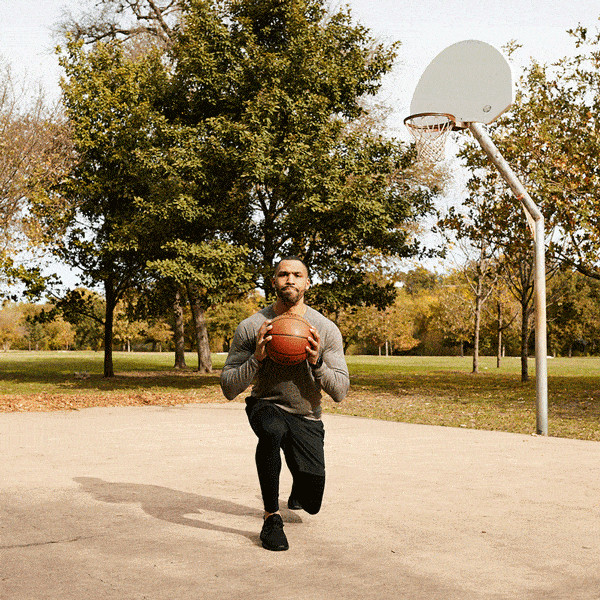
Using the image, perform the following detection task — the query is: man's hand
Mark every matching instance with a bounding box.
[306,327,321,366]
[254,320,273,362]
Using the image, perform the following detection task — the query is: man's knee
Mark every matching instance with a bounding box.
[301,498,322,515]
[293,473,325,514]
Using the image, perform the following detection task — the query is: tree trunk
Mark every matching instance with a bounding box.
[104,277,116,378]
[472,293,483,374]
[496,301,502,369]
[173,287,187,369]
[187,283,212,373]
[520,301,530,382]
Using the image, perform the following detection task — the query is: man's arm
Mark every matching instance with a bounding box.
[219,319,271,400]
[310,323,349,403]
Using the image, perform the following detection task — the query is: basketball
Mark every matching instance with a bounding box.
[266,314,312,366]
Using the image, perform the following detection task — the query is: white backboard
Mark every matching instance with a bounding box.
[409,40,513,127]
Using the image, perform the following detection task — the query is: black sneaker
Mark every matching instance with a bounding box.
[287,495,303,510]
[260,514,289,551]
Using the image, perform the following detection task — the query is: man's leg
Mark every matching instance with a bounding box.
[246,401,291,551]
[282,415,326,514]
[247,402,288,514]
[289,472,326,514]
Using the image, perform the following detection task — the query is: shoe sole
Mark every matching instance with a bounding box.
[261,540,289,551]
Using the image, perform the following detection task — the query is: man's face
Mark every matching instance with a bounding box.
[272,260,310,306]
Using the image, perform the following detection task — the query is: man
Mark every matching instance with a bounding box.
[220,256,349,551]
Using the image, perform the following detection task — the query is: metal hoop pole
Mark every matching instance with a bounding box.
[469,122,548,436]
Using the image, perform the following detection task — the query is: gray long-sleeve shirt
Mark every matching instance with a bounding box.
[219,305,349,419]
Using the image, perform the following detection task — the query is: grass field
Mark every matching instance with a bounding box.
[1,351,599,441]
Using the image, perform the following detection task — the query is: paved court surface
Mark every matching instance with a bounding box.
[1,403,599,600]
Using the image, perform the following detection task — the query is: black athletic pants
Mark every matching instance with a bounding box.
[246,399,326,515]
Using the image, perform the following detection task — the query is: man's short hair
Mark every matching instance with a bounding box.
[273,255,310,278]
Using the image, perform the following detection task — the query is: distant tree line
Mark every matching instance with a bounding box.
[3,266,599,362]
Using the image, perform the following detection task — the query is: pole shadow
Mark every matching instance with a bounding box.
[74,477,301,547]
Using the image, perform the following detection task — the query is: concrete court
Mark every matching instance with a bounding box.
[1,403,599,600]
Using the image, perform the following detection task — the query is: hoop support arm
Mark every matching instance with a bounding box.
[469,122,548,436]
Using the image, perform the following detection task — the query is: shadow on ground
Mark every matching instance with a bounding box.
[73,477,302,546]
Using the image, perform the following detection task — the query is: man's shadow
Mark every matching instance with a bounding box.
[74,477,301,547]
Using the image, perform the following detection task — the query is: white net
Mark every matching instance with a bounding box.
[404,113,455,163]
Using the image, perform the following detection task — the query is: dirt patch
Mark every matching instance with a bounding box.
[0,389,227,413]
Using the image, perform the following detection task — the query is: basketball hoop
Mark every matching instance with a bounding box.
[404,112,456,163]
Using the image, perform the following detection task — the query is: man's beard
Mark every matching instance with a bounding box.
[277,285,304,306]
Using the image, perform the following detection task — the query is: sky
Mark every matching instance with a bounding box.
[1,0,599,129]
[0,0,599,280]
[348,0,600,136]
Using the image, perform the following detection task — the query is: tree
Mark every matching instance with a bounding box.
[0,302,25,351]
[0,62,73,298]
[135,140,256,372]
[348,289,419,355]
[22,304,46,350]
[546,267,600,356]
[172,287,187,368]
[465,255,497,373]
[168,0,434,305]
[123,0,429,365]
[59,0,179,46]
[146,319,173,352]
[503,28,600,282]
[429,279,473,357]
[31,39,169,376]
[400,266,441,296]
[128,278,189,366]
[438,191,500,373]
[397,268,443,355]
[488,283,519,367]
[52,288,106,351]
[45,317,76,351]
[145,241,254,372]
[113,309,146,351]
[206,295,260,352]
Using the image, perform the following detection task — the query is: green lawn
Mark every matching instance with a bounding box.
[1,351,599,441]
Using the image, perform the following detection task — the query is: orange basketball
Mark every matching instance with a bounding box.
[266,314,311,366]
